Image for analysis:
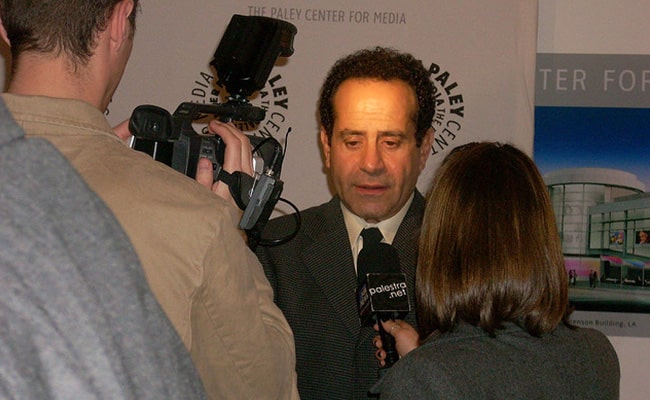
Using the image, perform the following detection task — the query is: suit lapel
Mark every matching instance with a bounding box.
[393,192,424,284]
[302,198,362,338]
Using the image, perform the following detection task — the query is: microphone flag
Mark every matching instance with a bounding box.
[358,272,410,326]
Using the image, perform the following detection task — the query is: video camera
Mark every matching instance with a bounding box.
[128,15,297,246]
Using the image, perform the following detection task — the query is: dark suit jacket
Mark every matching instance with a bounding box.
[256,193,424,399]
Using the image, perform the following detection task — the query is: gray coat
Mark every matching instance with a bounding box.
[0,98,206,399]
[372,322,620,400]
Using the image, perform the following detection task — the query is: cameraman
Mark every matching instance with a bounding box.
[0,1,298,399]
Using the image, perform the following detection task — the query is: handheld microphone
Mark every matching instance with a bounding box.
[357,243,410,375]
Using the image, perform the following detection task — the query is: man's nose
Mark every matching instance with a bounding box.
[360,143,384,174]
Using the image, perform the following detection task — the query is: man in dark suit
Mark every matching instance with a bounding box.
[256,47,436,399]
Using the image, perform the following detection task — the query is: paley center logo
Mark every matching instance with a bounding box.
[425,60,465,156]
[189,69,292,143]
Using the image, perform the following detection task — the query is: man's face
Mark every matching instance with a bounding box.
[321,78,432,223]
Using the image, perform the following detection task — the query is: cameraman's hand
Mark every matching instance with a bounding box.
[372,320,419,367]
[196,120,254,208]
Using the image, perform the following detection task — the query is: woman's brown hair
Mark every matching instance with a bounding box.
[417,142,571,338]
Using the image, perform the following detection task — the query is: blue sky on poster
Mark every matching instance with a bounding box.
[534,106,650,191]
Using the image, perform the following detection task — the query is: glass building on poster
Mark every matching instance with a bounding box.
[545,167,650,287]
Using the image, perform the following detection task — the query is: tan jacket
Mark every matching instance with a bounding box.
[3,94,299,400]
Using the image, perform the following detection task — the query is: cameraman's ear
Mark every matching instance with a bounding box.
[0,16,10,46]
[109,0,134,50]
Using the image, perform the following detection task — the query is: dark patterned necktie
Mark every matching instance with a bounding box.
[357,227,383,282]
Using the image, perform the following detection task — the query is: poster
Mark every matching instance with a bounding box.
[534,53,650,337]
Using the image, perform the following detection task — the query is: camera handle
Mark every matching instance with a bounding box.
[212,168,255,211]
[214,166,283,232]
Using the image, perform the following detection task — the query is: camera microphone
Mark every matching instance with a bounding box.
[356,243,410,376]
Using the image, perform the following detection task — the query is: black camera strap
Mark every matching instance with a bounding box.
[214,169,255,211]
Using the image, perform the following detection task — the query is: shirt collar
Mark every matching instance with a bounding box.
[341,193,414,266]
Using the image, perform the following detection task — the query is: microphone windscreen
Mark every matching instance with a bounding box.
[356,242,408,372]
[357,243,400,285]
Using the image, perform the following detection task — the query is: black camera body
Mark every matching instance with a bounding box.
[129,102,279,183]
[129,102,284,231]
[129,15,297,241]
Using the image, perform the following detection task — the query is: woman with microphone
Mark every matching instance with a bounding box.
[372,142,619,399]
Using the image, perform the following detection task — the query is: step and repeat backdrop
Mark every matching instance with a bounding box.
[102,0,537,211]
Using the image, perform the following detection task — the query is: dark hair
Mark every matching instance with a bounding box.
[417,142,572,338]
[317,46,435,147]
[0,0,139,69]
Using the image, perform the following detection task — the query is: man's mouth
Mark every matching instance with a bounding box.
[355,184,387,195]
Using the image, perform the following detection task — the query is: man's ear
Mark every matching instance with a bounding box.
[108,0,134,51]
[418,128,434,171]
[320,128,331,169]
